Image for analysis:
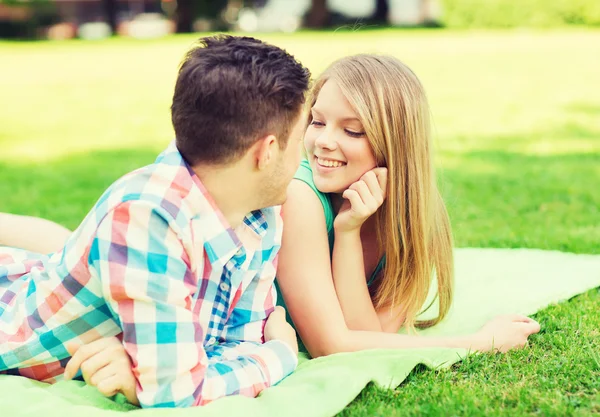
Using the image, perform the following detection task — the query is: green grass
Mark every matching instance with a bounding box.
[1,29,599,416]
[343,291,600,416]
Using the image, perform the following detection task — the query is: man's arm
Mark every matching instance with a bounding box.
[208,206,298,383]
[221,254,280,344]
[0,213,71,253]
[88,201,296,408]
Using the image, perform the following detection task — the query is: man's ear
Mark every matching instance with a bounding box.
[255,134,277,170]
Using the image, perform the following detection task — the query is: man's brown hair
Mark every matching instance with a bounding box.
[172,35,311,165]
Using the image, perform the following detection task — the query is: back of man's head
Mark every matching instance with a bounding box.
[172,35,311,166]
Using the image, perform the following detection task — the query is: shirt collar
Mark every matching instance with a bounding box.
[158,141,269,264]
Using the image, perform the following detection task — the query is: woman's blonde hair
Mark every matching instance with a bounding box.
[308,54,454,329]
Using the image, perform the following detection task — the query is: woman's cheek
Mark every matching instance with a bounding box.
[303,129,316,154]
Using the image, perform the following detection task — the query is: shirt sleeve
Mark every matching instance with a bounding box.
[219,253,298,379]
[220,206,298,373]
[87,201,296,408]
[221,252,280,344]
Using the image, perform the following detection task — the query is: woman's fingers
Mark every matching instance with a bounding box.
[518,320,541,335]
[342,189,365,214]
[363,168,388,200]
[373,168,388,198]
[360,171,384,204]
[505,314,536,324]
[344,168,389,219]
[337,168,389,231]
[350,181,376,208]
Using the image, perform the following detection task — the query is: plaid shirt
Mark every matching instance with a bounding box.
[0,142,297,408]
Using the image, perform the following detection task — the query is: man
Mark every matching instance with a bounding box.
[0,35,310,408]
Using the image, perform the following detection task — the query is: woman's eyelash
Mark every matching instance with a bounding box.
[310,120,364,137]
[345,129,365,138]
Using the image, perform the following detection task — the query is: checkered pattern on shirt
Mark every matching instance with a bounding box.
[0,141,297,408]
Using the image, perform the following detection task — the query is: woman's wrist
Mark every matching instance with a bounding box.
[333,222,362,236]
[457,333,484,351]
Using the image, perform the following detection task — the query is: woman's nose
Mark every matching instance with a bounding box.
[314,128,337,150]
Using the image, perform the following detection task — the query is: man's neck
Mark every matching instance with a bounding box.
[192,163,257,230]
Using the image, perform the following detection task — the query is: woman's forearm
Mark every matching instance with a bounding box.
[347,330,474,351]
[312,328,476,357]
[331,228,382,331]
[311,315,540,357]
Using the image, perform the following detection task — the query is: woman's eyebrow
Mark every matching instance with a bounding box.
[311,107,361,123]
[310,107,323,116]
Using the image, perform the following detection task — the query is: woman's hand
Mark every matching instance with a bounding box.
[334,168,387,233]
[64,337,140,406]
[471,314,541,353]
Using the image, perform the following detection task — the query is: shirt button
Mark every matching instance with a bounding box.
[220,282,230,292]
[208,337,217,345]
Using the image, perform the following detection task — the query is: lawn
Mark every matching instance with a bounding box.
[1,29,599,416]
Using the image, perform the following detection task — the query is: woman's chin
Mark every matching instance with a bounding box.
[314,179,350,195]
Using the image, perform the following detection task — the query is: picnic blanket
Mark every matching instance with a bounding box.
[1,248,599,417]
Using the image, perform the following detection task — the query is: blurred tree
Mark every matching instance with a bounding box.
[100,0,117,32]
[0,0,57,38]
[174,0,194,32]
[170,0,228,33]
[373,0,389,23]
[305,0,391,28]
[305,0,328,28]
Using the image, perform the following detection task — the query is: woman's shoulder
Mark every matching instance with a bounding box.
[293,159,316,186]
[292,160,334,233]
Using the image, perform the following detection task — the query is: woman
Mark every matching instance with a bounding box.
[275,54,537,356]
[0,54,539,404]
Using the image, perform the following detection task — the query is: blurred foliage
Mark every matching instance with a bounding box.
[441,0,600,28]
[0,0,53,9]
[2,0,600,39]
[0,0,57,38]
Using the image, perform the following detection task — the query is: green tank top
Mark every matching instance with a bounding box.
[275,160,385,330]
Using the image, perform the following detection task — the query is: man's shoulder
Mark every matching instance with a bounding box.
[92,150,196,226]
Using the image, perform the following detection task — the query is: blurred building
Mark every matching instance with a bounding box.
[0,0,167,38]
[236,0,441,32]
[0,0,441,39]
[52,0,162,26]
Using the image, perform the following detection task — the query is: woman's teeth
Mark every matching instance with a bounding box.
[317,158,345,168]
